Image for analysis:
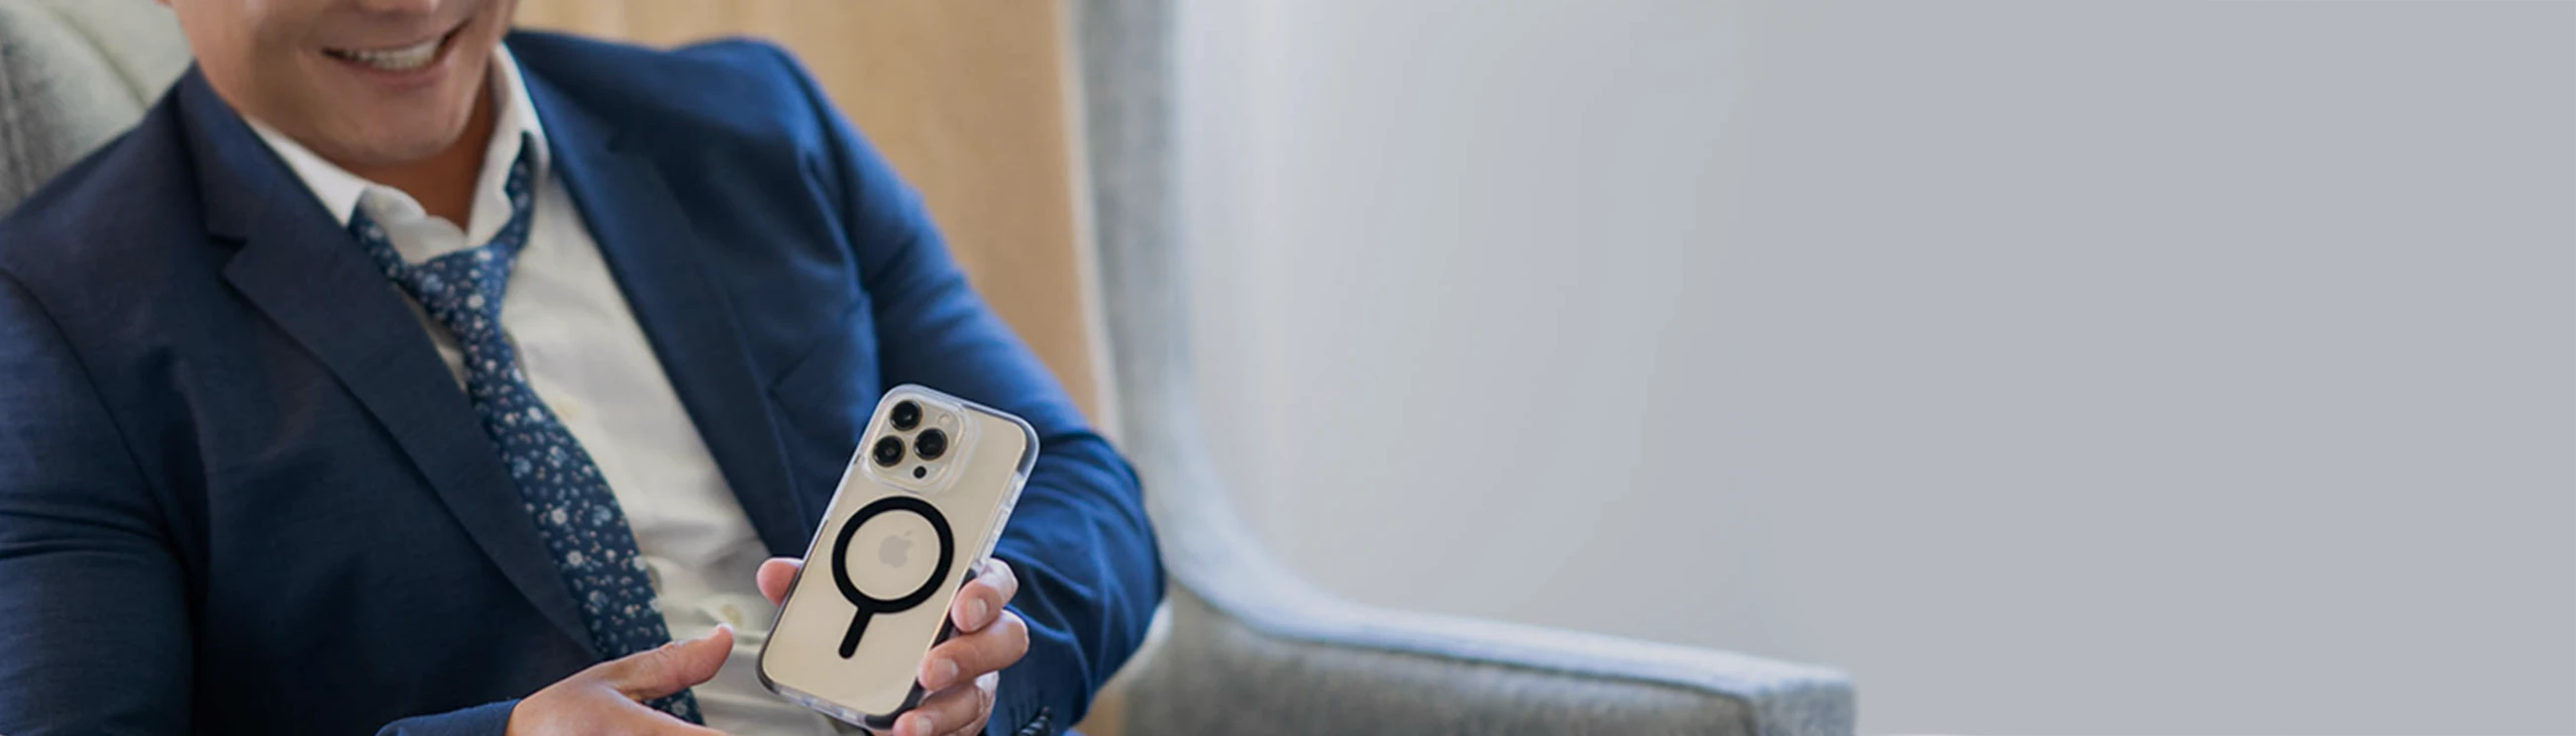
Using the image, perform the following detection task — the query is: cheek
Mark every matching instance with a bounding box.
[170,4,306,111]
[489,0,523,28]
[469,3,516,53]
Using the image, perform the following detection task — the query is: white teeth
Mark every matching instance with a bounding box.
[330,36,441,71]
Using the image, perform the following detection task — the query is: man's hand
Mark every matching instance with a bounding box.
[505,625,736,735]
[757,556,1028,736]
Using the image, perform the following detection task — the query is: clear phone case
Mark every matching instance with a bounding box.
[756,384,1037,729]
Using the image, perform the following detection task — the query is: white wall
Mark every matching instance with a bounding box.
[1173,2,2576,733]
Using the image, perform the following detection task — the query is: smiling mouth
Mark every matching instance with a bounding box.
[323,25,463,72]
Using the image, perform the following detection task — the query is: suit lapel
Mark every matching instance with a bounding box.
[177,70,599,657]
[519,63,812,556]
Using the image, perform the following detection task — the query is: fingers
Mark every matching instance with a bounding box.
[598,624,735,701]
[949,559,1019,633]
[893,671,1000,736]
[756,557,804,605]
[918,609,1026,691]
[513,691,735,736]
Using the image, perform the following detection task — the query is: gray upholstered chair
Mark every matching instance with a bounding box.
[0,0,188,213]
[1072,4,1853,734]
[0,1,1856,733]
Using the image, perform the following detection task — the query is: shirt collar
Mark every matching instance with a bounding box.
[247,44,550,240]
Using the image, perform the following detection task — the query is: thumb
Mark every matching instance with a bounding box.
[756,557,803,606]
[599,624,735,701]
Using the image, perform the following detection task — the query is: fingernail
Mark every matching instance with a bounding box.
[927,658,958,689]
[966,598,989,625]
[907,713,936,736]
[709,622,734,639]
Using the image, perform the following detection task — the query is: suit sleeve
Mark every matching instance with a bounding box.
[756,44,1167,736]
[0,271,190,735]
[0,278,523,736]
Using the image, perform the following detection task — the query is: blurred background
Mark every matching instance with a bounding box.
[1171,2,2573,734]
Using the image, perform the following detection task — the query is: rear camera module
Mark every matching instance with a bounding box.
[890,400,922,431]
[913,428,948,461]
[870,436,906,468]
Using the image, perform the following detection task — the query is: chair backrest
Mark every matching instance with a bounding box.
[0,0,189,215]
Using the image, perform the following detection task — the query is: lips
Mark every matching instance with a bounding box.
[323,25,462,72]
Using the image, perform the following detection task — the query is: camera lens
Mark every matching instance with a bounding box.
[870,436,906,467]
[890,400,922,430]
[913,428,948,461]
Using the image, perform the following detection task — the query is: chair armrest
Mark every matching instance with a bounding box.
[1126,584,1851,736]
[1117,425,1851,736]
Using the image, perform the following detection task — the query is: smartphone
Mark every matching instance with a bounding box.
[758,384,1036,729]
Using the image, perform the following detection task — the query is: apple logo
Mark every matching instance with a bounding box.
[878,531,914,567]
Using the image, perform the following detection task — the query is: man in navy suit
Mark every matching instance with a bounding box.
[0,0,1161,734]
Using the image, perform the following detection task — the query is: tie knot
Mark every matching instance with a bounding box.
[345,135,541,343]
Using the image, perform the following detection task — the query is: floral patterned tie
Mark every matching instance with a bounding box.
[345,135,700,723]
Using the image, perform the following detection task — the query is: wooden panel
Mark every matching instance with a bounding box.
[513,0,1110,426]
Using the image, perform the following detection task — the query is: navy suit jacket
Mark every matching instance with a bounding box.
[0,32,1160,736]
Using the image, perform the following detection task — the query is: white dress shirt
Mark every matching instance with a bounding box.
[249,48,835,736]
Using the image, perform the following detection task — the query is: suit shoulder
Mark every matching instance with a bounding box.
[504,32,832,153]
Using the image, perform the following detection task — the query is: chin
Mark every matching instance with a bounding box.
[330,117,474,168]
